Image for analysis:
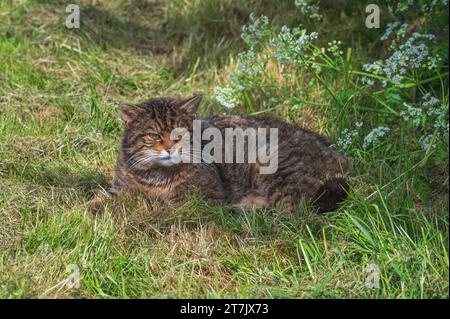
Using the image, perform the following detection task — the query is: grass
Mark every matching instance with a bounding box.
[0,0,448,298]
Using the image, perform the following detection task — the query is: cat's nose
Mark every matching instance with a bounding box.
[165,148,172,154]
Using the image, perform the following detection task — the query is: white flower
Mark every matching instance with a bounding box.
[294,0,322,20]
[381,22,400,41]
[214,86,239,109]
[236,49,261,77]
[327,40,343,57]
[421,93,440,107]
[363,60,384,74]
[419,134,433,150]
[364,31,438,86]
[400,104,423,127]
[270,27,318,65]
[241,13,270,49]
[363,127,390,149]
[335,122,363,152]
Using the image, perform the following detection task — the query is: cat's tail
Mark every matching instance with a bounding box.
[313,177,349,213]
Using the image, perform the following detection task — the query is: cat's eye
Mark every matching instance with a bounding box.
[145,133,161,142]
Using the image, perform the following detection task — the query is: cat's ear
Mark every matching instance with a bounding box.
[120,104,143,128]
[179,95,202,115]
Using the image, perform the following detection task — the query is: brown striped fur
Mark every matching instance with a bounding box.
[111,96,350,213]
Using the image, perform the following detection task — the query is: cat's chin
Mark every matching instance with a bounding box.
[155,158,179,167]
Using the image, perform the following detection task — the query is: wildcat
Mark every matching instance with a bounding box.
[110,96,349,213]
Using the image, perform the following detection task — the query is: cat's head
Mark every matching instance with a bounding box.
[120,96,201,169]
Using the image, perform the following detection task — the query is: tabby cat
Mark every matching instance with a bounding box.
[110,96,349,213]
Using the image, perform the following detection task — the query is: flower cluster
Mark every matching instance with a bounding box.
[363,127,390,149]
[335,122,363,153]
[294,0,322,20]
[336,123,394,152]
[270,26,318,65]
[363,21,441,86]
[398,93,448,150]
[422,93,440,108]
[363,60,383,74]
[327,40,343,58]
[214,86,239,109]
[215,12,320,108]
[380,22,408,41]
[215,14,270,108]
[362,60,383,86]
[400,104,423,127]
[235,50,257,75]
[384,32,437,84]
[419,134,434,150]
[241,13,270,50]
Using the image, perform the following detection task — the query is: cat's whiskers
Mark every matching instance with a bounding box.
[127,150,159,170]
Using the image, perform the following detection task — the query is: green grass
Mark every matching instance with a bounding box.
[0,0,448,298]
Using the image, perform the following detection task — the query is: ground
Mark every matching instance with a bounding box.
[0,0,448,298]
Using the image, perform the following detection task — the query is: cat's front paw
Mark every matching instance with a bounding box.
[236,192,269,210]
[84,190,113,215]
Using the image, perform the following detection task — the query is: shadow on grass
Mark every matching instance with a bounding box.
[27,0,299,71]
[5,162,110,199]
